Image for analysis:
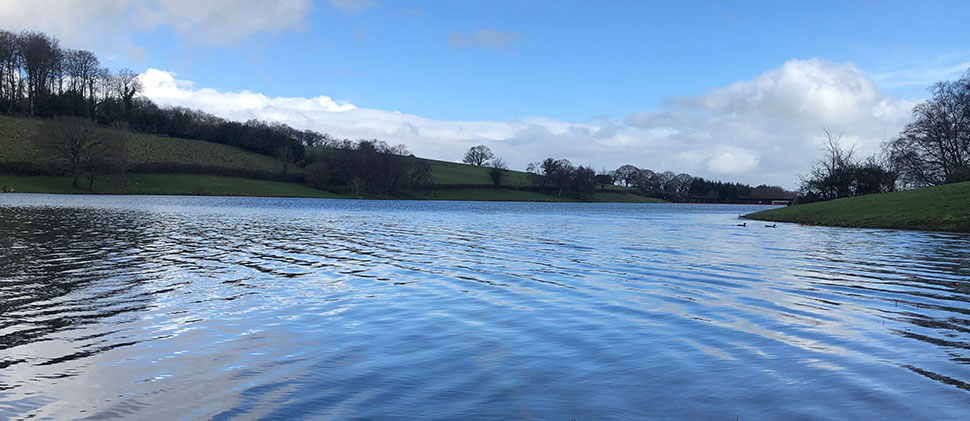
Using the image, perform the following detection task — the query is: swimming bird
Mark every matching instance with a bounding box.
[736,222,746,227]
[765,224,777,228]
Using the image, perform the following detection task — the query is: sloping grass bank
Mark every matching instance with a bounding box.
[744,181,970,232]
[0,115,293,174]
[1,115,659,203]
[423,158,533,186]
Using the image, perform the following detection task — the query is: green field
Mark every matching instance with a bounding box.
[422,159,640,192]
[744,181,970,232]
[0,174,338,198]
[0,115,291,173]
[423,159,533,186]
[1,115,661,202]
[305,149,537,186]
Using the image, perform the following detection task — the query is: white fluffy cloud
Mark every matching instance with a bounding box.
[0,0,314,48]
[141,68,357,114]
[626,59,916,185]
[140,59,916,188]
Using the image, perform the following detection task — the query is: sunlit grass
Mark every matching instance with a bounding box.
[0,115,292,173]
[744,181,970,232]
[423,158,533,186]
[1,115,654,202]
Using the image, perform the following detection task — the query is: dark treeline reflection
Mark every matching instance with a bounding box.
[1,196,969,419]
[0,207,158,356]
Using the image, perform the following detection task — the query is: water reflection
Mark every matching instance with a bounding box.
[0,194,968,419]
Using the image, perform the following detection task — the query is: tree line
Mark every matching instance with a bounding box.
[307,139,431,198]
[460,144,793,202]
[605,163,789,201]
[799,69,970,203]
[0,29,318,164]
[1,30,143,123]
[3,28,435,196]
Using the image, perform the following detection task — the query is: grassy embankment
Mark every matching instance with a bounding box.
[0,115,660,202]
[744,181,970,232]
[0,115,331,197]
[0,115,289,173]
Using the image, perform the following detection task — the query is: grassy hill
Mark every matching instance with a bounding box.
[0,115,291,174]
[423,158,533,186]
[0,115,657,202]
[744,181,970,232]
[306,148,536,187]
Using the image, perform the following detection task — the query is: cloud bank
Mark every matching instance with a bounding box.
[0,0,314,48]
[139,59,916,188]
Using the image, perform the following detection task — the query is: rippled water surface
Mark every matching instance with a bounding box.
[1,194,969,419]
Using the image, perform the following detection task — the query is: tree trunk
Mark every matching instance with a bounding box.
[71,159,79,187]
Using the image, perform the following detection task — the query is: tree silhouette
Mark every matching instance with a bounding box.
[462,145,494,166]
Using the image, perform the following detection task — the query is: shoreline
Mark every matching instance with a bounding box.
[0,174,666,204]
[743,181,970,233]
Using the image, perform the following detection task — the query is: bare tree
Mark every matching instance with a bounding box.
[95,67,112,104]
[37,117,111,187]
[800,128,857,200]
[462,145,494,166]
[669,173,695,195]
[0,30,20,112]
[113,68,142,112]
[888,70,970,186]
[63,49,100,115]
[81,134,127,191]
[632,168,657,192]
[18,31,60,115]
[657,170,677,192]
[611,164,640,187]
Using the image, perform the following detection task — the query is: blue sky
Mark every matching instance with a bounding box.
[121,0,970,121]
[2,0,969,187]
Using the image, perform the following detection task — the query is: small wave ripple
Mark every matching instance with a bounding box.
[0,195,968,419]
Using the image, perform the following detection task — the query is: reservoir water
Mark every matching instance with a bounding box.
[1,194,968,419]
